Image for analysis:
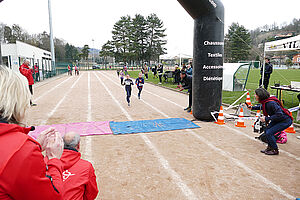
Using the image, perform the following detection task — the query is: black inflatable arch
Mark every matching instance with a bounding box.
[177,0,224,121]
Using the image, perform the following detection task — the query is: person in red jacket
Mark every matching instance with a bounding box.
[0,65,64,200]
[61,132,98,200]
[34,63,40,82]
[19,59,36,106]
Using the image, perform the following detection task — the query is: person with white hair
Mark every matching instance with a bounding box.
[19,59,37,106]
[60,132,98,200]
[0,65,64,199]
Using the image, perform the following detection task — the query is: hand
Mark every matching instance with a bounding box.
[45,131,64,160]
[36,128,56,151]
[260,116,266,122]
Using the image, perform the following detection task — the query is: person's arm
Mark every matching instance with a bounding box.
[265,101,286,123]
[83,164,99,200]
[250,104,262,110]
[19,66,32,79]
[11,142,63,200]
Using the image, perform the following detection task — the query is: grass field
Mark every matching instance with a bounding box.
[126,68,300,122]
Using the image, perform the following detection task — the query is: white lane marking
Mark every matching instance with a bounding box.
[87,72,92,122]
[94,72,199,200]
[104,72,300,161]
[40,75,82,125]
[101,71,296,200]
[84,72,93,163]
[224,125,300,161]
[35,76,73,102]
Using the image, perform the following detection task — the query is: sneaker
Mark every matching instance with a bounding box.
[260,146,272,154]
[186,108,191,113]
[138,95,140,99]
[264,149,279,155]
[31,103,37,106]
[128,103,130,106]
[158,82,162,85]
[184,107,191,111]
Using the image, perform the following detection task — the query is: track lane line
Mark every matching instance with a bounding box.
[101,71,296,200]
[39,75,82,125]
[94,72,199,200]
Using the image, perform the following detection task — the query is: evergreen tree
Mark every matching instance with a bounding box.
[225,23,251,62]
[81,44,90,60]
[100,40,114,67]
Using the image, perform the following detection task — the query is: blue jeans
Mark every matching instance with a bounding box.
[125,87,131,103]
[265,117,292,149]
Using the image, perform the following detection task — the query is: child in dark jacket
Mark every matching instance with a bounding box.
[135,73,144,99]
[124,74,134,106]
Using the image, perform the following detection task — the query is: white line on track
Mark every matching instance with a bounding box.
[84,72,93,163]
[94,72,199,200]
[35,76,73,102]
[104,71,300,161]
[39,75,82,125]
[100,71,296,200]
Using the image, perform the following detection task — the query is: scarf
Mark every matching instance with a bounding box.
[260,96,293,120]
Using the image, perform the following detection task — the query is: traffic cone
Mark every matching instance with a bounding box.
[190,110,192,115]
[246,91,252,106]
[215,106,225,125]
[235,107,246,128]
[252,110,261,127]
[285,124,296,134]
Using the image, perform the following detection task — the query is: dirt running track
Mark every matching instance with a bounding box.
[26,71,300,200]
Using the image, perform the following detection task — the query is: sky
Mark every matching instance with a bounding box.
[0,0,300,56]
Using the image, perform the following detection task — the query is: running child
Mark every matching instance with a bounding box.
[135,73,144,99]
[124,74,134,106]
[120,69,125,85]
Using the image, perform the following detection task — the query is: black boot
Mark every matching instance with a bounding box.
[260,145,272,153]
[264,148,279,155]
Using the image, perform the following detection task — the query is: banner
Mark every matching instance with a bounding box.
[265,35,300,52]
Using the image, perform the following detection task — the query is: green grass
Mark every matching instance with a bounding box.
[127,69,300,123]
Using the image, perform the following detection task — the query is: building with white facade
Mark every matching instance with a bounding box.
[1,41,52,78]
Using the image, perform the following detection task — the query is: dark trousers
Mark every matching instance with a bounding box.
[35,73,40,82]
[126,87,132,103]
[75,70,79,75]
[259,75,270,90]
[138,87,143,97]
[145,73,148,79]
[120,77,124,85]
[188,90,192,108]
[29,85,33,105]
[265,117,292,150]
[159,75,162,83]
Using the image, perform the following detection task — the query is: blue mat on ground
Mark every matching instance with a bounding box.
[110,118,200,135]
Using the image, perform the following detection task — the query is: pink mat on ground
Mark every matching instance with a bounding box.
[29,121,113,139]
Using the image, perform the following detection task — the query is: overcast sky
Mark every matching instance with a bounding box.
[0,0,299,56]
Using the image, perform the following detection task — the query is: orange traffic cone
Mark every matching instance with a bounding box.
[215,106,225,125]
[252,110,261,127]
[246,91,252,106]
[285,124,296,134]
[235,107,246,128]
[190,110,192,115]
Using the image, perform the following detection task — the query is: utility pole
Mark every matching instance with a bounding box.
[48,0,56,74]
[92,39,95,65]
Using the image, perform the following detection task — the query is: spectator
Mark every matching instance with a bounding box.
[123,64,128,75]
[259,57,273,90]
[68,65,72,76]
[153,65,158,78]
[60,132,98,200]
[143,64,149,80]
[181,63,187,71]
[249,88,293,155]
[186,65,192,75]
[157,64,163,84]
[19,59,37,106]
[179,71,192,112]
[174,65,181,84]
[34,63,40,82]
[0,65,64,200]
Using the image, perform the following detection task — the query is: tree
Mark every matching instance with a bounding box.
[111,15,132,63]
[99,40,114,67]
[225,23,251,62]
[65,43,80,63]
[146,13,167,63]
[81,45,90,60]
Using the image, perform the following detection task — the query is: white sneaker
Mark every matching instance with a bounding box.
[158,82,162,85]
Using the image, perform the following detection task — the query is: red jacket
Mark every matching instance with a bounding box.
[34,65,39,73]
[19,64,34,85]
[0,122,63,200]
[60,149,98,200]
